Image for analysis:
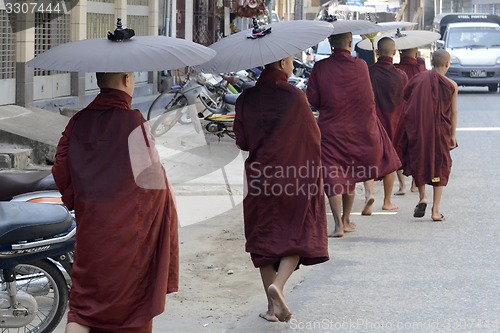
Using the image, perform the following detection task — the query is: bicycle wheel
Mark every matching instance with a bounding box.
[147,91,184,121]
[150,105,184,137]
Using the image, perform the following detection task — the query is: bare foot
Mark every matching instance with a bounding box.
[361,197,375,216]
[431,214,445,221]
[342,216,356,232]
[329,230,344,238]
[382,203,399,211]
[343,223,356,232]
[394,188,406,196]
[267,284,292,322]
[410,180,418,192]
[259,311,279,322]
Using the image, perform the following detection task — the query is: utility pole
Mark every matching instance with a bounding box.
[294,0,303,20]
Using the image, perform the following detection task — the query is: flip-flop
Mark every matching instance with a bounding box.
[432,214,446,221]
[413,202,427,218]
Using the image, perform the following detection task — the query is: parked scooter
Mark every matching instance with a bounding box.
[0,170,74,333]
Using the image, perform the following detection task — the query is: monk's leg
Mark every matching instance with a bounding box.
[418,185,427,204]
[258,265,279,322]
[394,170,406,195]
[431,186,445,221]
[342,192,356,231]
[268,256,299,322]
[327,195,344,237]
[413,185,428,218]
[411,177,418,192]
[382,172,398,210]
[362,180,375,215]
[65,323,90,333]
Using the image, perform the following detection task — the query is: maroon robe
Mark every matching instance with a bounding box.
[369,56,408,142]
[234,67,329,268]
[53,89,179,332]
[400,71,456,186]
[395,56,426,80]
[307,49,401,196]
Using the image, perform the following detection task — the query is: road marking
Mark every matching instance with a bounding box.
[327,212,398,216]
[457,127,500,132]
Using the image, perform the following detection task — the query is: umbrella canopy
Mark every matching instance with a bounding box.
[356,30,441,50]
[27,36,216,72]
[198,20,334,74]
[330,19,382,35]
[376,21,417,31]
[329,19,416,36]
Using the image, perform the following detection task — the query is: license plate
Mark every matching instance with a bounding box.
[470,70,487,78]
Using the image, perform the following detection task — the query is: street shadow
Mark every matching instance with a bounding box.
[163,138,241,184]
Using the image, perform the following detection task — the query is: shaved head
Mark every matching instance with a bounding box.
[328,32,352,51]
[96,72,130,88]
[431,49,450,68]
[377,37,396,57]
[96,72,135,96]
[400,47,418,58]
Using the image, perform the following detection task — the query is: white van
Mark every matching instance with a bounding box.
[434,14,500,92]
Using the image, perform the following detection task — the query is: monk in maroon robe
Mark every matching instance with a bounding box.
[234,56,329,323]
[393,47,427,194]
[53,72,179,333]
[399,50,458,221]
[367,37,408,211]
[307,32,401,237]
[395,47,427,80]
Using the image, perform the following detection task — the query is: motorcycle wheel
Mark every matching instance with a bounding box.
[2,260,69,333]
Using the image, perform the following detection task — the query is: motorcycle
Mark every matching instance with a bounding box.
[147,72,230,137]
[0,170,74,333]
[197,92,239,140]
[147,66,314,140]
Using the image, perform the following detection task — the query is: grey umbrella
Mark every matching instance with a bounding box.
[27,35,216,72]
[330,19,417,36]
[356,30,441,50]
[330,19,382,35]
[198,20,334,74]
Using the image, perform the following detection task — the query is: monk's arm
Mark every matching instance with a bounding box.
[234,92,249,151]
[306,68,320,110]
[52,122,75,210]
[449,81,459,148]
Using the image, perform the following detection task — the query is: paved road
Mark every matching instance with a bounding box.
[223,87,500,333]
[54,87,500,332]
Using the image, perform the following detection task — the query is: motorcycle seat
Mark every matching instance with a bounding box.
[0,170,58,201]
[223,93,240,106]
[240,81,256,91]
[0,202,73,246]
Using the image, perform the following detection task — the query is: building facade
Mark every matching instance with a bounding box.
[0,0,230,109]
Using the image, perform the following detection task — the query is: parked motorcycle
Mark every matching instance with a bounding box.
[147,72,229,137]
[147,65,314,140]
[197,93,239,140]
[0,170,74,333]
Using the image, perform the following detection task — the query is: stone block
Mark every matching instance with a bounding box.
[0,148,32,169]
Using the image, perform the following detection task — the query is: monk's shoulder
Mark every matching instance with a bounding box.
[276,80,303,98]
[353,56,368,68]
[443,75,458,90]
